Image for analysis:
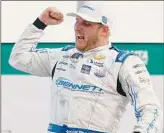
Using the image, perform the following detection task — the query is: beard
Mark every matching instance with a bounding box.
[76,34,99,52]
[86,35,99,50]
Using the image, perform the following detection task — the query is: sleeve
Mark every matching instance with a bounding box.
[118,55,162,133]
[9,20,63,77]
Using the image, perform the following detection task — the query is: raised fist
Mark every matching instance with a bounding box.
[39,7,64,25]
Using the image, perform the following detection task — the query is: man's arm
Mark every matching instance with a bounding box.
[119,55,162,133]
[9,7,64,77]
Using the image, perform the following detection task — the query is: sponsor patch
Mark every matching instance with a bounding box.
[94,61,104,67]
[94,54,105,67]
[86,54,105,67]
[86,58,94,64]
[56,77,103,93]
[71,53,83,59]
[94,54,105,60]
[59,61,68,65]
[70,53,83,63]
[135,70,146,74]
[139,77,150,84]
[69,64,76,69]
[133,63,145,69]
[135,69,151,85]
[94,69,106,78]
[63,55,70,59]
[116,51,134,62]
[56,68,66,71]
[81,64,91,74]
[102,16,108,24]
[30,48,48,53]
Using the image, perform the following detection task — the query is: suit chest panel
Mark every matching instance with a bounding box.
[53,53,119,90]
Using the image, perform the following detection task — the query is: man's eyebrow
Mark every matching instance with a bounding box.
[84,20,97,24]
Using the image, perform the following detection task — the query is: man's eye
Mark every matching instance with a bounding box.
[84,21,91,26]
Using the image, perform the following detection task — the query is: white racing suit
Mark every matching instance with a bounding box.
[9,20,162,133]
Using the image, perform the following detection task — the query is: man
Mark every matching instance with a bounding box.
[9,1,161,133]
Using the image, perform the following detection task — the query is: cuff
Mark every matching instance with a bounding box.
[33,18,47,30]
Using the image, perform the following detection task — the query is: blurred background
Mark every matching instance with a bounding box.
[1,1,164,133]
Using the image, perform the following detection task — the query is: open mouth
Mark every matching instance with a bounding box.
[77,35,84,40]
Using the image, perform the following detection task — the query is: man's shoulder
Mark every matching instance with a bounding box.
[49,45,75,55]
[115,50,135,63]
[108,46,136,63]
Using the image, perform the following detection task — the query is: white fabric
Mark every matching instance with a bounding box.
[67,1,112,27]
[9,24,162,133]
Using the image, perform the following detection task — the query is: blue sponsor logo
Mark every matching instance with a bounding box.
[116,51,134,63]
[56,77,103,93]
[71,53,83,59]
[101,16,108,24]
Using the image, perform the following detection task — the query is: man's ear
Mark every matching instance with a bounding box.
[108,27,111,37]
[100,26,110,37]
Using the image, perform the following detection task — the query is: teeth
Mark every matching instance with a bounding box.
[77,35,84,39]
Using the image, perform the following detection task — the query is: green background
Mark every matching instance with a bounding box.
[1,42,164,75]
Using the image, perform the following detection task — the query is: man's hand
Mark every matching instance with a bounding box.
[39,7,64,25]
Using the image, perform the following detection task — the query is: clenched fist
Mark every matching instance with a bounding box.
[39,7,64,25]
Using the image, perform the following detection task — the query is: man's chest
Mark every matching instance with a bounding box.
[54,52,111,80]
[51,50,123,96]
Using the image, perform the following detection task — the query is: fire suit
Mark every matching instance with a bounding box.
[9,18,162,133]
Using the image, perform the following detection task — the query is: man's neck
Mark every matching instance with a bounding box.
[78,43,109,53]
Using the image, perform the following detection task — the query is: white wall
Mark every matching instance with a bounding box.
[2,1,163,43]
[2,1,77,43]
[2,76,163,133]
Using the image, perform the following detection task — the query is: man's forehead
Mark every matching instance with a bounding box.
[76,16,87,21]
[76,16,99,24]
